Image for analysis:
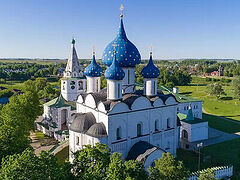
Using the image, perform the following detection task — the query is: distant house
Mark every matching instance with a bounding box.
[218,65,224,76]
[211,71,218,76]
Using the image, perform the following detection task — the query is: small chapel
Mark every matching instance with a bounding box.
[37,5,186,168]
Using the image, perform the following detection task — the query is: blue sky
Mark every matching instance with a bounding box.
[0,0,239,59]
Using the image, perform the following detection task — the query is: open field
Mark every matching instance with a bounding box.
[0,81,25,90]
[178,85,240,122]
[0,59,66,65]
[177,138,240,179]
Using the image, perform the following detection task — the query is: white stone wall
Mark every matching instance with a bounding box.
[178,102,202,119]
[144,78,157,96]
[73,94,179,162]
[86,76,100,93]
[61,78,86,102]
[107,80,122,100]
[180,121,208,142]
[107,99,178,158]
[69,130,107,162]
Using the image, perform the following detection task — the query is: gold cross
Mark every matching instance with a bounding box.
[150,45,153,55]
[93,45,95,55]
[120,3,124,18]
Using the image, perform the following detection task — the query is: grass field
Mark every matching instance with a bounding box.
[0,81,25,91]
[177,138,240,179]
[0,59,66,65]
[178,85,240,122]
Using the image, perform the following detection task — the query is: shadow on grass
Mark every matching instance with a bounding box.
[189,83,208,86]
[203,113,240,134]
[179,92,192,95]
[220,96,233,101]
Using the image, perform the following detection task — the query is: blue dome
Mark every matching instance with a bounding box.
[84,54,102,77]
[141,53,160,78]
[104,54,125,80]
[102,18,141,67]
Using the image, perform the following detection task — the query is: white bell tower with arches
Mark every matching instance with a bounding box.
[61,39,86,101]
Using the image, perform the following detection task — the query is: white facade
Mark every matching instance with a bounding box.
[180,121,208,143]
[144,78,157,96]
[69,93,180,168]
[61,40,86,102]
[107,80,123,100]
[86,76,101,93]
[178,101,203,119]
[61,78,86,102]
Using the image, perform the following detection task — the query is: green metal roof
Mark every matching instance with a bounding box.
[159,86,201,103]
[186,108,194,120]
[177,113,207,124]
[44,95,76,110]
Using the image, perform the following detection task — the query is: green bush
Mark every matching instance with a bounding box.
[0,89,14,98]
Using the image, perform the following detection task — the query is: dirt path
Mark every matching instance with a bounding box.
[51,140,69,155]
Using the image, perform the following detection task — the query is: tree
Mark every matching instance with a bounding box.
[206,83,226,99]
[124,160,148,180]
[0,148,72,180]
[0,83,41,160]
[72,143,111,180]
[0,89,14,98]
[232,77,240,100]
[101,76,107,88]
[198,168,217,180]
[149,153,189,180]
[106,152,126,180]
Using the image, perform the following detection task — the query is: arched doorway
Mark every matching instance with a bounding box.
[182,130,188,140]
[61,109,68,125]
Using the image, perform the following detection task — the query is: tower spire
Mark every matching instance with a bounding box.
[120,3,124,18]
[93,45,95,56]
[150,45,153,56]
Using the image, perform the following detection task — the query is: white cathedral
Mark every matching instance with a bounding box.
[37,6,206,168]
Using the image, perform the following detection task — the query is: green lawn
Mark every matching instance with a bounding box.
[55,146,69,164]
[0,59,66,65]
[178,85,240,122]
[203,113,240,134]
[35,131,45,140]
[0,81,25,91]
[177,138,240,179]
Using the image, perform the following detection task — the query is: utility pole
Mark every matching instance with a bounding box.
[197,142,203,171]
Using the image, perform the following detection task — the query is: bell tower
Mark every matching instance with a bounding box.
[61,39,86,101]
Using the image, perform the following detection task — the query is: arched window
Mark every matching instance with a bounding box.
[182,130,188,139]
[153,81,156,94]
[96,79,99,92]
[118,83,120,98]
[154,120,158,131]
[167,118,170,129]
[116,127,121,140]
[137,123,142,137]
[76,136,79,145]
[78,81,83,90]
